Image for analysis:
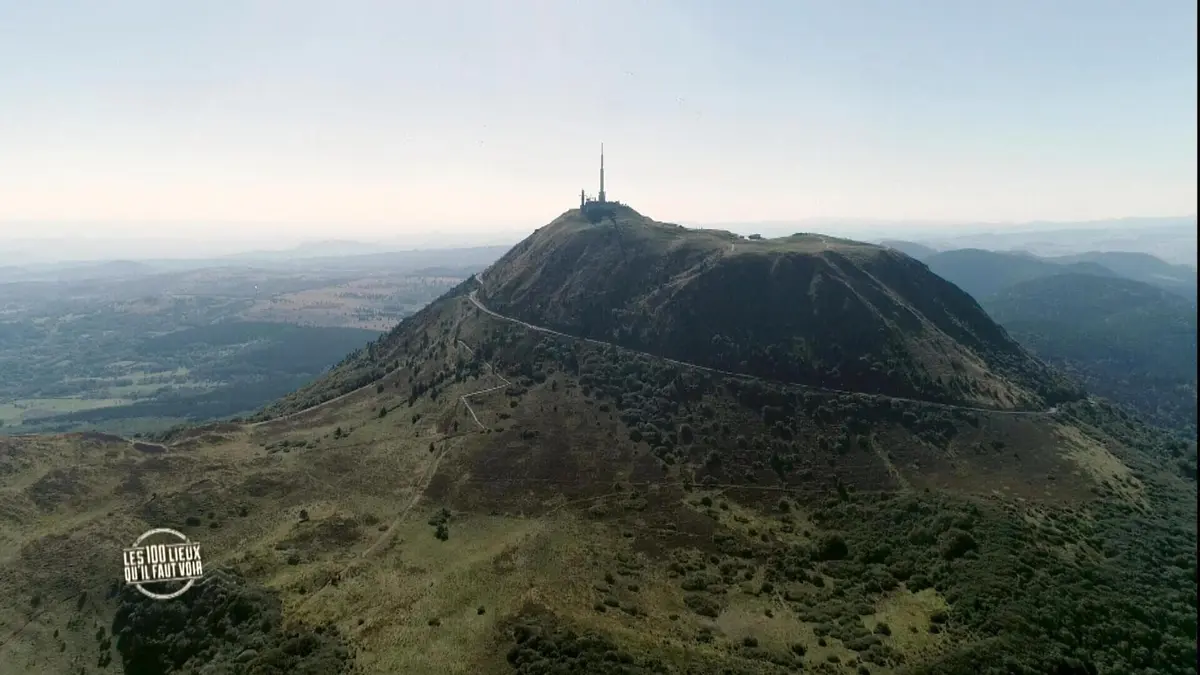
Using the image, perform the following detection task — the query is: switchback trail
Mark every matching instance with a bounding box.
[455,339,511,430]
[465,289,1056,418]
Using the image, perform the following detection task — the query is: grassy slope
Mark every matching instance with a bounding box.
[0,287,1194,675]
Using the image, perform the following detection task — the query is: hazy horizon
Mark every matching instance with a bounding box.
[2,212,1196,241]
[2,1,1195,239]
[1,214,1195,267]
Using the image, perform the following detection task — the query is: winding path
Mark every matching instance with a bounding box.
[465,290,1056,418]
[455,339,511,430]
[246,283,1056,432]
[247,379,381,429]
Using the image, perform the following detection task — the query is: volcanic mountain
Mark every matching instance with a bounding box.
[474,205,1079,410]
[0,207,1194,675]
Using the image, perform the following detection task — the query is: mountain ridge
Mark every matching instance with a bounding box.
[921,248,1121,300]
[1041,250,1197,299]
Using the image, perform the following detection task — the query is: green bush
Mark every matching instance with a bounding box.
[112,570,351,675]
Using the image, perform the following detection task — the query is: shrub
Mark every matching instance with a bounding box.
[111,570,352,674]
[679,424,695,444]
[684,594,721,618]
[938,529,978,560]
[817,534,849,561]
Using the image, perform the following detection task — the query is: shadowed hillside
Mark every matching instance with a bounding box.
[984,273,1198,437]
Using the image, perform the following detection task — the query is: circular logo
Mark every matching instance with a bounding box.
[122,528,204,601]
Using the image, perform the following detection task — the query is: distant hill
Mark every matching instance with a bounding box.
[286,246,511,272]
[984,273,1197,437]
[1043,251,1197,300]
[920,217,1198,266]
[921,248,1118,302]
[923,247,1195,303]
[0,259,159,283]
[0,246,512,280]
[701,216,1197,265]
[210,246,511,273]
[221,239,401,261]
[878,239,938,260]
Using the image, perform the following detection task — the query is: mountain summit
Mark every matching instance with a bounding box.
[476,207,1078,410]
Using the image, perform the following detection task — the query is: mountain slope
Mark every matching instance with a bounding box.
[878,240,938,260]
[1043,251,1197,300]
[0,208,1194,675]
[984,273,1198,436]
[476,207,1079,410]
[921,248,1119,300]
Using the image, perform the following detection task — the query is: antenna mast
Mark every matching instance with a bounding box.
[598,143,607,203]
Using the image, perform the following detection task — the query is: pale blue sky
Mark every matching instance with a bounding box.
[1,0,1195,239]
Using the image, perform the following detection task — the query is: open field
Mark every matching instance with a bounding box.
[0,398,134,427]
[0,264,472,436]
[238,274,468,330]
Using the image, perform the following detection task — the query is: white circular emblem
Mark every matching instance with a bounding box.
[123,528,204,601]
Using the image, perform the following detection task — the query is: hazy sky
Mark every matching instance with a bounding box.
[2,0,1196,240]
